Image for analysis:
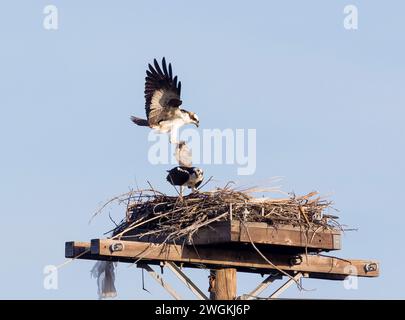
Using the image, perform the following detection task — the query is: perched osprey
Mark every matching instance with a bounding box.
[166,166,204,196]
[131,58,200,143]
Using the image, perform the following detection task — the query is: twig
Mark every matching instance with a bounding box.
[198,176,214,190]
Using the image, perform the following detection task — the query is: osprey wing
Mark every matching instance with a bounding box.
[166,167,190,186]
[145,58,182,126]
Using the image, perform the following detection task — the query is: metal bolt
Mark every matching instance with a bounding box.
[289,255,303,266]
[364,263,378,272]
[110,242,124,252]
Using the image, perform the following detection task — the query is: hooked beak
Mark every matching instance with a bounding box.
[194,120,200,128]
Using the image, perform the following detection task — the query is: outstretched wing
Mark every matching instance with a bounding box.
[145,58,182,126]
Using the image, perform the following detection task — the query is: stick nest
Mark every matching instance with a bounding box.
[109,187,340,244]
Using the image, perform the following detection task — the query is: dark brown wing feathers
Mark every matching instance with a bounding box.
[144,58,182,119]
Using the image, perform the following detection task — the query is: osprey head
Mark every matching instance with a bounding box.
[193,167,204,179]
[188,111,200,128]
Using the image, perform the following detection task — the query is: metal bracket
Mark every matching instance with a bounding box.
[137,263,182,300]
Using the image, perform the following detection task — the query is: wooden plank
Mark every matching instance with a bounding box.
[65,241,90,258]
[191,221,341,250]
[236,222,341,250]
[86,239,379,279]
[191,223,232,245]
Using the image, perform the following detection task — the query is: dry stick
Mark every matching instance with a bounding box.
[56,249,90,270]
[264,208,276,218]
[130,233,181,267]
[176,212,228,236]
[296,206,310,263]
[166,173,183,199]
[123,243,164,267]
[310,226,324,244]
[223,181,236,190]
[125,188,136,222]
[190,241,202,260]
[147,181,157,197]
[239,219,304,291]
[91,188,167,224]
[112,204,189,240]
[302,227,309,266]
[115,215,147,236]
[117,217,161,240]
[298,206,311,226]
[197,176,214,191]
[129,231,174,266]
[317,253,353,264]
[89,190,135,224]
[125,222,192,267]
[108,212,119,227]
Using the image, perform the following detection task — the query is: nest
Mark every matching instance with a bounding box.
[108,187,339,245]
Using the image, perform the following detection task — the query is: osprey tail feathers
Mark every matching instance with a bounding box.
[131,116,149,127]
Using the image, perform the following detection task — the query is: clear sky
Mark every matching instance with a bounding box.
[0,0,404,299]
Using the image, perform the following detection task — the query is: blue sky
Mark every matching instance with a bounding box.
[0,0,404,299]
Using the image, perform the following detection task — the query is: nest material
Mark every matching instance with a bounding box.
[110,187,339,244]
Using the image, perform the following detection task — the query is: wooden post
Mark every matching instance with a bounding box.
[208,270,216,300]
[210,268,237,300]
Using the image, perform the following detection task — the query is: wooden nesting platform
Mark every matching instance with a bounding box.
[65,221,379,281]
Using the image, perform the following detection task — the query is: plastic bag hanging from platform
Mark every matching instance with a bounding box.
[90,261,117,299]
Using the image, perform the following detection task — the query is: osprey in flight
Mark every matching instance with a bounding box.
[167,166,204,196]
[131,58,200,143]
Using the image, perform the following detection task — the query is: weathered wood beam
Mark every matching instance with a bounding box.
[65,240,379,279]
[65,239,379,280]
